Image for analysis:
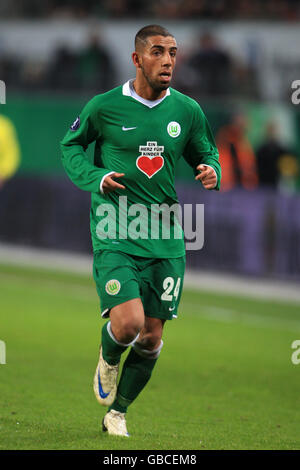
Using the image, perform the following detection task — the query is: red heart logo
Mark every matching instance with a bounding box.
[136,156,164,178]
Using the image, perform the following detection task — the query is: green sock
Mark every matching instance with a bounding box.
[101,321,129,365]
[109,347,158,413]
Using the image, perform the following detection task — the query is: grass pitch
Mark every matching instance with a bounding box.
[0,263,300,450]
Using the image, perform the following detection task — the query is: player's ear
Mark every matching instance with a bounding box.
[132,51,141,69]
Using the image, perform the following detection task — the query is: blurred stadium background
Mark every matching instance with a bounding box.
[1,0,300,287]
[1,0,300,451]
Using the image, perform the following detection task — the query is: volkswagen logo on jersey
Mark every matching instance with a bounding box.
[70,116,80,131]
[167,121,181,138]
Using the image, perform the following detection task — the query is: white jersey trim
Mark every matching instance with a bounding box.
[99,171,115,194]
[122,79,170,108]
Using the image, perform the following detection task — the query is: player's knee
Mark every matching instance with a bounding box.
[138,332,162,351]
[133,337,164,359]
[122,325,141,344]
[110,300,144,344]
[115,316,143,345]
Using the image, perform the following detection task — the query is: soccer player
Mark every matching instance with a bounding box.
[60,24,221,437]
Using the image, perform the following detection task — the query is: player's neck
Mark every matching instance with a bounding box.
[132,79,167,101]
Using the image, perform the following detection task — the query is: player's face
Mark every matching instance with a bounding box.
[138,35,177,92]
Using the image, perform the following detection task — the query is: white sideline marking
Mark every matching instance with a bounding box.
[0,340,6,364]
[0,242,300,303]
[184,303,300,332]
[0,242,299,332]
[184,270,300,304]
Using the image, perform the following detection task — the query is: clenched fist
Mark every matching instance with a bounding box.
[195,164,217,190]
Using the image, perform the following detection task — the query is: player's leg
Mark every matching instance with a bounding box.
[109,316,164,410]
[103,316,164,437]
[101,298,144,364]
[101,298,146,437]
[94,298,144,406]
[93,251,143,407]
[98,254,186,437]
[105,256,185,435]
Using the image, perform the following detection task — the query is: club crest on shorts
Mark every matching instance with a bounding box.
[167,121,181,138]
[105,279,121,295]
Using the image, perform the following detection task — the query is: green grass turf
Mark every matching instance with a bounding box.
[0,262,300,450]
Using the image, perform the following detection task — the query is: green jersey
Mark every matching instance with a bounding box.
[60,80,221,258]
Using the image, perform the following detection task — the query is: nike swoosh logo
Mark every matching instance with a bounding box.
[97,369,110,399]
[122,126,137,131]
[169,306,176,311]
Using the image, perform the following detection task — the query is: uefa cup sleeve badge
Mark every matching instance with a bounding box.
[136,141,164,178]
[70,116,80,131]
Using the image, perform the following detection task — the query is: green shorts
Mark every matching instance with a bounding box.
[93,250,186,321]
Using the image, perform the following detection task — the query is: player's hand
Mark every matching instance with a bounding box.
[102,172,126,194]
[195,164,217,190]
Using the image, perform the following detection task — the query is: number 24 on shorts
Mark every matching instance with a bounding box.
[161,277,181,302]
